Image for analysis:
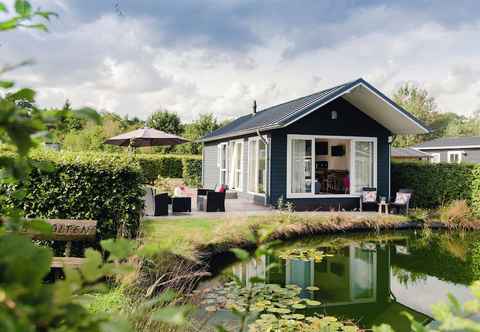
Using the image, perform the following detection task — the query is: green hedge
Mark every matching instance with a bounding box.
[134,153,202,184]
[182,158,202,187]
[391,162,480,214]
[3,151,144,239]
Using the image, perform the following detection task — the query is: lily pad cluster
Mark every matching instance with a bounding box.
[249,314,359,332]
[202,282,320,313]
[277,248,333,262]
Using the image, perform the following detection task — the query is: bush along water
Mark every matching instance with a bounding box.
[2,150,145,239]
[391,161,480,216]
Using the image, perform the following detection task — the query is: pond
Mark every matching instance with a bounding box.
[200,230,480,331]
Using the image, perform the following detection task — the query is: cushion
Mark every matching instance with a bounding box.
[215,185,225,193]
[362,190,377,203]
[395,192,411,205]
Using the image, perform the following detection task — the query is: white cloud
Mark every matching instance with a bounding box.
[3,1,480,122]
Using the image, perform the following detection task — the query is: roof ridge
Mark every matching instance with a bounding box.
[252,79,358,116]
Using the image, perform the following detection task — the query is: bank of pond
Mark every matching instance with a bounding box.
[196,229,480,331]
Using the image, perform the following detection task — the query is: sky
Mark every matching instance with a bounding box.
[2,0,480,122]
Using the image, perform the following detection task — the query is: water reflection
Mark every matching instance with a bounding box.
[230,231,480,331]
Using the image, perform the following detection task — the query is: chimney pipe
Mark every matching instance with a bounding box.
[253,100,257,115]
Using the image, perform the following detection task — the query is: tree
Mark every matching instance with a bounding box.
[146,109,183,135]
[392,83,442,147]
[176,113,222,155]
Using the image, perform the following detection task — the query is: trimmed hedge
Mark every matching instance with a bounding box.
[182,158,202,187]
[3,151,144,239]
[391,162,480,215]
[134,153,202,184]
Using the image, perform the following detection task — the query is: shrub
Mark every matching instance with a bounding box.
[472,165,480,217]
[136,154,184,182]
[391,162,476,209]
[134,153,202,185]
[182,157,202,187]
[3,150,144,239]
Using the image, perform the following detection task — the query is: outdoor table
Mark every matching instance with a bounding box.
[378,201,389,214]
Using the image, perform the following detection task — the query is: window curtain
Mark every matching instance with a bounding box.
[248,140,257,192]
[228,142,236,188]
[353,141,373,193]
[291,139,307,193]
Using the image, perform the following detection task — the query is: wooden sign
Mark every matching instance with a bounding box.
[29,219,97,241]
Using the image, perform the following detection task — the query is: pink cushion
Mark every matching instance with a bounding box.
[215,185,225,193]
[395,192,411,204]
[362,191,377,203]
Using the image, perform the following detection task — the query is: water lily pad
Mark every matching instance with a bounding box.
[292,303,307,309]
[305,299,321,306]
[205,306,217,312]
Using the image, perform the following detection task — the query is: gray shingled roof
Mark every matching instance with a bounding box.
[392,147,431,158]
[201,78,427,142]
[414,137,480,149]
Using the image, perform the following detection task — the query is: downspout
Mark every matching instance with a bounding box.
[388,135,397,201]
[256,129,270,206]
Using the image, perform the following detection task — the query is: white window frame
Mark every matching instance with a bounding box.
[247,136,268,196]
[228,139,244,191]
[286,134,377,199]
[447,151,463,164]
[217,142,228,186]
[430,153,441,164]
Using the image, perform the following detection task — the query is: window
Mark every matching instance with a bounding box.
[228,140,244,190]
[448,151,463,164]
[248,137,267,194]
[290,138,313,194]
[218,143,228,185]
[430,153,440,164]
[352,141,374,193]
[286,135,376,197]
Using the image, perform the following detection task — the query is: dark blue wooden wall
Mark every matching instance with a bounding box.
[268,97,391,210]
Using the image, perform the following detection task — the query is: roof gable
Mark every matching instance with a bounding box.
[202,78,429,142]
[413,136,480,149]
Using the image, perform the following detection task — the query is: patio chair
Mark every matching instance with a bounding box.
[154,193,171,216]
[360,187,378,212]
[390,189,413,214]
[172,197,192,213]
[205,191,226,212]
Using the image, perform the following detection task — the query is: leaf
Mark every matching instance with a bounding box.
[15,0,31,16]
[25,219,52,236]
[0,81,14,89]
[230,248,250,262]
[34,11,59,20]
[80,249,104,282]
[101,238,136,261]
[151,305,192,326]
[0,18,18,31]
[18,23,48,31]
[7,88,35,102]
[0,3,7,12]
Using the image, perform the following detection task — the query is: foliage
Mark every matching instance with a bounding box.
[134,153,202,184]
[182,157,202,186]
[62,112,142,152]
[438,200,474,227]
[176,113,222,155]
[0,234,138,332]
[277,248,332,262]
[146,109,183,136]
[391,161,477,209]
[2,150,145,239]
[373,281,480,332]
[472,166,480,217]
[391,83,480,148]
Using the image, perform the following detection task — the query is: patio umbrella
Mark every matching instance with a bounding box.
[104,127,189,148]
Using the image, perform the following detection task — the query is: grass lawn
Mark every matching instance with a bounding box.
[141,212,411,260]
